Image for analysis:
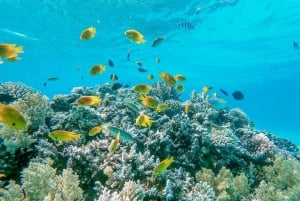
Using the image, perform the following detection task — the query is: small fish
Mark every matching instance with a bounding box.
[110,73,118,81]
[135,61,143,67]
[76,66,82,71]
[0,103,27,130]
[124,29,145,44]
[0,44,23,60]
[88,126,103,136]
[76,96,101,107]
[139,95,158,109]
[0,93,16,103]
[153,156,174,176]
[159,72,176,85]
[127,49,132,61]
[155,57,160,63]
[89,64,106,76]
[133,84,151,94]
[0,173,5,179]
[219,88,228,96]
[109,132,120,154]
[174,74,186,82]
[47,77,59,81]
[293,41,299,50]
[202,86,213,94]
[232,90,244,100]
[178,21,195,30]
[147,74,154,80]
[80,26,96,40]
[108,126,134,142]
[175,85,185,92]
[137,67,147,73]
[184,101,190,114]
[112,82,122,90]
[43,82,47,87]
[136,114,153,128]
[49,130,81,141]
[156,103,168,113]
[125,103,140,114]
[151,36,165,47]
[108,59,114,67]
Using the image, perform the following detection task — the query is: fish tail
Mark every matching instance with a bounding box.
[15,46,24,53]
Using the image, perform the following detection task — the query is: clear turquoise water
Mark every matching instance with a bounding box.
[1,0,300,144]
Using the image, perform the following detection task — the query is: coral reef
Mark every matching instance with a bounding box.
[1,81,300,201]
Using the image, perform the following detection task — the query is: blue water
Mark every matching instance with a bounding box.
[1,0,300,144]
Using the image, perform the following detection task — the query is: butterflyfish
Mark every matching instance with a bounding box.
[80,27,96,40]
[89,64,106,76]
[133,84,151,94]
[75,96,101,107]
[49,130,81,141]
[153,156,174,176]
[136,114,153,128]
[124,29,145,44]
[159,72,176,85]
[139,95,158,109]
[174,74,186,82]
[0,103,27,130]
[175,85,185,92]
[156,103,168,113]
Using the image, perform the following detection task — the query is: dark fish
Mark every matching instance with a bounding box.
[43,82,47,87]
[108,59,114,67]
[137,67,147,73]
[178,21,195,30]
[127,49,132,61]
[151,36,165,47]
[135,61,142,67]
[110,73,118,81]
[112,83,122,90]
[232,91,244,100]
[293,41,299,50]
[0,93,16,103]
[220,88,228,96]
[47,77,59,81]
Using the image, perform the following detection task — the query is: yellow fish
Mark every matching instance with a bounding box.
[0,103,26,130]
[80,26,96,40]
[0,43,23,59]
[109,132,120,154]
[174,74,186,82]
[136,114,153,128]
[147,74,154,80]
[139,95,158,109]
[124,29,145,44]
[153,156,174,176]
[175,85,185,92]
[89,64,106,76]
[159,72,176,85]
[184,101,190,114]
[133,84,151,94]
[49,130,81,141]
[202,86,213,94]
[156,103,168,113]
[6,56,21,62]
[76,96,101,107]
[88,126,103,136]
[155,57,160,63]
